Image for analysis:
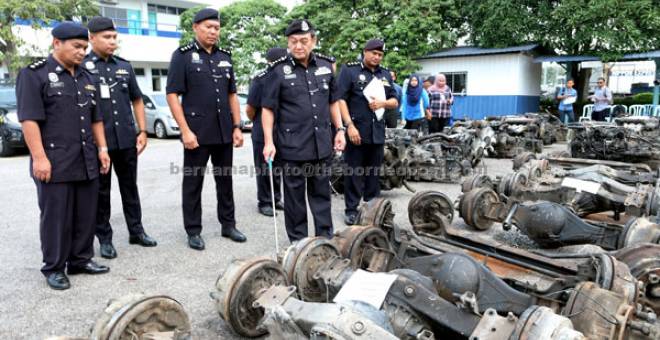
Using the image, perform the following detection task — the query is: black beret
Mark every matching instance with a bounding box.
[52,21,89,41]
[88,16,115,33]
[194,8,219,24]
[285,19,314,36]
[266,47,287,62]
[364,39,385,52]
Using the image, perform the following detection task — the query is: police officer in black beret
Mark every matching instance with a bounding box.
[246,47,287,217]
[84,16,157,259]
[262,19,346,242]
[16,22,111,290]
[337,39,399,225]
[166,8,246,250]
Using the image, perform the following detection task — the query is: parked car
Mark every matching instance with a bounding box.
[141,92,180,139]
[0,86,26,157]
[238,93,253,131]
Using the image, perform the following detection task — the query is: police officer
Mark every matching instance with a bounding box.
[166,8,246,250]
[337,39,398,225]
[16,22,111,290]
[85,17,157,259]
[262,19,346,242]
[246,47,287,216]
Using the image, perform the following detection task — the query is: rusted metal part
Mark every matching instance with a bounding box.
[408,191,454,235]
[356,196,395,229]
[484,115,545,158]
[213,257,288,337]
[509,305,585,340]
[614,243,660,313]
[90,294,191,340]
[331,226,393,272]
[281,238,342,302]
[563,281,659,340]
[459,187,506,230]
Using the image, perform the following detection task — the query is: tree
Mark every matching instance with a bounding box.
[279,0,459,77]
[454,0,660,98]
[0,0,98,78]
[179,0,287,85]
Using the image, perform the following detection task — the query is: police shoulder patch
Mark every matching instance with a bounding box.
[255,68,269,79]
[28,59,47,70]
[316,53,336,63]
[218,47,232,56]
[179,43,194,53]
[346,61,361,67]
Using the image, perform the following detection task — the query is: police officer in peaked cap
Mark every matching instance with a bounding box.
[336,39,398,225]
[261,19,347,242]
[84,16,157,259]
[16,21,111,290]
[165,8,246,250]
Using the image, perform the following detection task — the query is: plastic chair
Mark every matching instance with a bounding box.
[629,104,646,116]
[644,104,655,116]
[653,106,660,117]
[579,104,594,122]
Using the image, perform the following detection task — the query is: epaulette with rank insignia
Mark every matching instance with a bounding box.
[316,53,336,63]
[346,61,361,67]
[179,43,194,53]
[218,47,232,56]
[28,59,47,70]
[267,56,288,69]
[255,69,269,79]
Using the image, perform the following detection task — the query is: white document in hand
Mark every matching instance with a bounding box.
[363,77,387,121]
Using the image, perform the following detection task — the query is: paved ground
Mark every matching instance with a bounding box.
[0,134,567,339]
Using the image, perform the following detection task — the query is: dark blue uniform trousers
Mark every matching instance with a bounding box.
[96,147,144,243]
[35,178,99,276]
[344,142,384,215]
[281,159,333,242]
[252,141,281,208]
[182,144,235,236]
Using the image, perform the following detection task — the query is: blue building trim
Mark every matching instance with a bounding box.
[16,19,180,38]
[451,95,540,120]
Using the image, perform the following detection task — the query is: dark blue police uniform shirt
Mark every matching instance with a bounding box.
[247,74,265,144]
[83,51,142,151]
[166,41,236,145]
[336,61,397,144]
[16,55,103,183]
[261,53,339,161]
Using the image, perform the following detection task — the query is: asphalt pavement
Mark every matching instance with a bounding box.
[0,134,564,339]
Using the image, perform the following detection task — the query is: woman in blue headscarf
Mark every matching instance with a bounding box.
[400,75,430,131]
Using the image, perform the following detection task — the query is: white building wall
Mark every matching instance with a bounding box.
[418,54,540,96]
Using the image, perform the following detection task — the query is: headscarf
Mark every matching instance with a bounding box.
[406,75,423,106]
[428,74,448,93]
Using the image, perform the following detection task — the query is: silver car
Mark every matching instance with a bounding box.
[142,92,180,139]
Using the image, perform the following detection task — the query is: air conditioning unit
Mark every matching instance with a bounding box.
[99,0,118,5]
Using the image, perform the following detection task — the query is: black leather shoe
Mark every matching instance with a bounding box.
[259,205,274,217]
[129,233,157,247]
[99,242,117,259]
[188,235,205,250]
[46,272,70,290]
[67,260,110,275]
[275,201,284,210]
[344,212,358,225]
[222,227,247,243]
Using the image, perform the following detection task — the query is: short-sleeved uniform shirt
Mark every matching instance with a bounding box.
[247,74,265,144]
[16,55,103,183]
[261,53,339,161]
[336,61,397,144]
[83,51,142,151]
[166,41,236,145]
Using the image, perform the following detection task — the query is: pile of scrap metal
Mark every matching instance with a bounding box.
[212,192,660,339]
[483,115,545,158]
[331,127,492,192]
[469,154,660,222]
[522,112,568,144]
[568,117,660,166]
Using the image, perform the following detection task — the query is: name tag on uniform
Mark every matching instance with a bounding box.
[315,66,331,76]
[100,84,110,98]
[284,74,297,79]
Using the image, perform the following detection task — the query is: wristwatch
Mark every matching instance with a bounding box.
[337,126,347,132]
[137,129,147,136]
[98,146,109,153]
[233,124,241,130]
